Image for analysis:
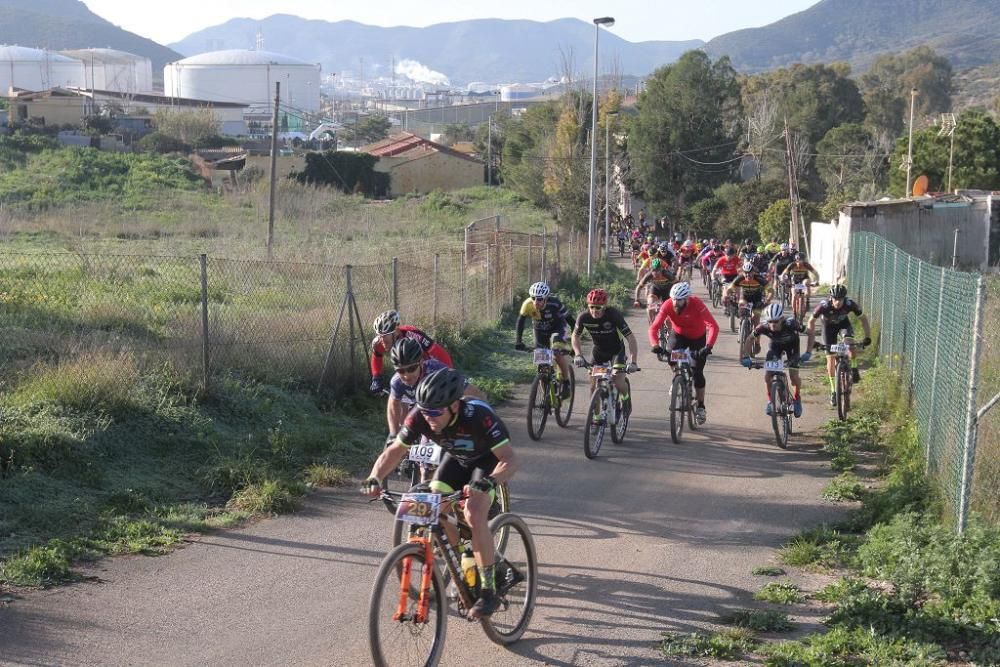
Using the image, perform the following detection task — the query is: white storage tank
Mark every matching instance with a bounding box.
[500,84,541,102]
[0,45,85,94]
[60,48,154,94]
[164,49,321,111]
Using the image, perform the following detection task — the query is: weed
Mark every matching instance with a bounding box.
[811,577,868,603]
[226,480,303,515]
[304,464,350,488]
[723,608,794,632]
[753,566,787,576]
[661,628,758,660]
[779,525,861,569]
[0,543,76,587]
[755,582,806,605]
[761,626,947,666]
[822,472,865,502]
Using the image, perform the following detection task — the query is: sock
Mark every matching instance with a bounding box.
[793,390,800,401]
[851,360,859,369]
[479,564,496,592]
[828,376,836,391]
[698,401,706,408]
[621,392,630,401]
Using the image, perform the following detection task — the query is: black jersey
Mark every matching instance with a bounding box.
[752,317,805,346]
[573,306,632,352]
[731,274,766,298]
[399,399,511,467]
[812,298,863,326]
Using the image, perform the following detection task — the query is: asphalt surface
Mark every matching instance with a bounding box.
[0,259,846,667]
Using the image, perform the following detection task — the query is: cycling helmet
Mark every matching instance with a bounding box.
[528,281,550,299]
[674,232,684,242]
[390,338,423,368]
[743,238,752,246]
[373,310,400,335]
[641,242,652,252]
[586,288,609,306]
[415,368,465,409]
[780,243,789,251]
[829,284,848,299]
[742,261,754,272]
[757,245,765,253]
[763,302,784,322]
[724,246,735,257]
[795,252,805,261]
[683,240,694,248]
[650,259,663,271]
[670,282,692,300]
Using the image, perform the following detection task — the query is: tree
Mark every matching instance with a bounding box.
[889,110,1000,194]
[501,102,560,209]
[442,123,474,145]
[685,196,727,237]
[152,108,219,146]
[543,104,589,229]
[292,151,389,197]
[343,115,391,145]
[861,46,953,138]
[81,113,114,136]
[712,179,788,241]
[815,123,890,200]
[629,51,743,216]
[758,199,791,242]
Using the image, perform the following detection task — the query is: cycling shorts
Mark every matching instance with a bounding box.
[534,330,568,350]
[822,320,854,349]
[742,293,766,310]
[766,342,801,368]
[666,332,708,389]
[719,273,739,284]
[591,342,626,367]
[430,454,497,500]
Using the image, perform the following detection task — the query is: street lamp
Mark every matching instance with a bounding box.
[905,87,918,197]
[588,15,615,277]
[604,111,619,260]
[938,112,957,192]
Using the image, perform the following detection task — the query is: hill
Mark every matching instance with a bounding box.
[170,15,704,84]
[0,0,182,71]
[703,0,1000,73]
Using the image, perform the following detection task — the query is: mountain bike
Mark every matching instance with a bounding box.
[748,358,794,448]
[618,237,627,257]
[369,490,537,667]
[723,290,737,333]
[822,338,866,421]
[710,275,722,309]
[525,346,574,440]
[665,348,699,443]
[737,303,753,351]
[791,282,811,322]
[582,362,638,459]
[677,259,693,283]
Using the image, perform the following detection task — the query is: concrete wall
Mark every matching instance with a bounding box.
[15,97,85,126]
[379,151,483,196]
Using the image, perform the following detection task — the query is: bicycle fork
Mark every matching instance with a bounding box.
[395,538,436,623]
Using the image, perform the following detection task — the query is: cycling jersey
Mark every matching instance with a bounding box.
[812,298,863,326]
[371,326,452,376]
[783,262,817,284]
[764,242,782,255]
[389,358,448,405]
[637,267,676,299]
[713,256,741,277]
[398,399,510,467]
[573,306,633,354]
[770,253,795,276]
[516,295,574,345]
[648,296,719,348]
[752,317,804,347]
[731,274,766,302]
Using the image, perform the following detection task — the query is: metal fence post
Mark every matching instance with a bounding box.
[912,259,922,391]
[958,276,987,533]
[460,249,467,331]
[432,253,440,332]
[527,235,533,285]
[199,254,210,393]
[391,257,399,311]
[486,243,492,320]
[541,229,547,282]
[346,265,357,388]
[508,240,514,307]
[927,266,946,472]
[889,248,898,367]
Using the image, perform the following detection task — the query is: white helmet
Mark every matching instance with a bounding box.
[780,243,789,251]
[373,309,400,335]
[683,240,693,248]
[763,302,784,322]
[742,261,755,272]
[669,282,691,300]
[528,281,550,299]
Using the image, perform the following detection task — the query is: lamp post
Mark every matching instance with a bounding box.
[604,111,618,260]
[588,15,615,277]
[905,87,918,198]
[938,112,957,193]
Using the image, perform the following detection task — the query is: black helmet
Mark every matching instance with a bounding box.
[829,284,848,299]
[415,368,465,409]
[724,246,735,257]
[390,338,423,368]
[795,252,805,261]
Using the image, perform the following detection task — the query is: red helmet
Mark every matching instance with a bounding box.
[586,288,609,305]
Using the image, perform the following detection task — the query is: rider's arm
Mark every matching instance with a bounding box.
[557,301,575,330]
[386,396,407,434]
[426,342,452,368]
[633,272,650,302]
[859,313,872,340]
[624,331,639,363]
[370,337,386,377]
[488,443,518,486]
[368,441,409,483]
[805,313,817,349]
[571,317,585,356]
[740,331,757,358]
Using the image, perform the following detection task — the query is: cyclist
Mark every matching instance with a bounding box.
[725,261,768,330]
[805,284,872,406]
[362,368,518,619]
[751,249,770,275]
[764,238,782,257]
[370,310,453,395]
[780,252,819,320]
[571,288,640,417]
[676,240,697,279]
[739,238,756,259]
[634,258,677,322]
[385,338,485,436]
[740,302,810,418]
[515,281,574,398]
[712,246,742,311]
[649,282,719,424]
[769,244,796,292]
[698,243,722,281]
[616,227,628,256]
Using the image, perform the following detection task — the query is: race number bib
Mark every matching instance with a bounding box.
[591,365,613,378]
[533,348,554,365]
[829,343,849,354]
[793,283,808,292]
[408,442,443,465]
[395,493,441,526]
[670,350,693,364]
[764,359,785,372]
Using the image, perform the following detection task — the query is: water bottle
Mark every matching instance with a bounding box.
[460,548,478,588]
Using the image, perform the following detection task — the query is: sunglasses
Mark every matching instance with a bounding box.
[533,297,546,303]
[588,305,606,310]
[395,363,420,374]
[419,407,446,418]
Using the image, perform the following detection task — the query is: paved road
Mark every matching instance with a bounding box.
[0,261,845,667]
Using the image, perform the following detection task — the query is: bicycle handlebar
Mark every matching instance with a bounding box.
[578,360,640,373]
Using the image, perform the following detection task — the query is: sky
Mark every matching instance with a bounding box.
[82,0,820,46]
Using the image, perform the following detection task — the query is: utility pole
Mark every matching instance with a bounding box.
[487,116,492,186]
[267,82,280,259]
[783,116,800,248]
[905,87,918,197]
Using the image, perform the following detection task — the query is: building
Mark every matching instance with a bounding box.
[1,45,85,94]
[60,48,154,95]
[9,88,249,135]
[164,50,321,113]
[360,132,484,196]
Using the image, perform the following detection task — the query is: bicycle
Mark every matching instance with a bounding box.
[791,282,811,323]
[747,358,795,449]
[582,362,638,459]
[722,291,737,333]
[525,346,574,441]
[710,276,722,309]
[678,259,693,283]
[737,304,753,352]
[369,490,537,666]
[617,238,627,257]
[822,338,866,421]
[664,348,699,443]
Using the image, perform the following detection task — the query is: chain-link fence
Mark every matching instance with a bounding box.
[0,215,590,398]
[848,232,997,531]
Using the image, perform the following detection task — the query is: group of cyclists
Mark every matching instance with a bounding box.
[357,221,872,626]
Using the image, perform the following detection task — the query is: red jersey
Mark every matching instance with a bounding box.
[713,256,741,277]
[648,296,719,347]
[370,325,453,376]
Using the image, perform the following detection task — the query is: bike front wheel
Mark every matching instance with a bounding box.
[583,390,607,459]
[836,363,851,420]
[770,377,790,449]
[670,374,686,443]
[368,542,447,667]
[526,374,548,441]
[480,513,538,646]
[554,365,575,427]
[610,379,630,444]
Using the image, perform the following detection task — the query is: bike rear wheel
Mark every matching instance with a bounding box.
[481,513,538,646]
[368,542,447,667]
[770,377,789,449]
[526,374,548,441]
[836,363,851,421]
[711,283,721,308]
[738,316,751,348]
[610,378,630,444]
[554,365,575,427]
[583,390,607,459]
[670,374,686,443]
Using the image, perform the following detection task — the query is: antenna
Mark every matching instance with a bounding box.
[256,28,264,51]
